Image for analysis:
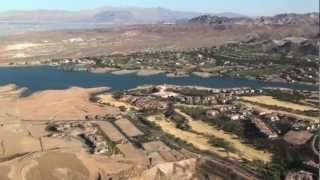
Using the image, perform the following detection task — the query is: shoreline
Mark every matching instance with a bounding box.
[111,69,138,75]
[0,81,318,101]
[136,69,165,76]
[0,64,318,89]
[166,72,190,78]
[192,72,213,78]
[1,83,111,98]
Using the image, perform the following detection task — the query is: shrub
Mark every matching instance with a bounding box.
[169,113,190,130]
[207,136,237,153]
[112,91,123,99]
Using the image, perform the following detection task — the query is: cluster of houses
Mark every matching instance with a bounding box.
[142,85,281,139]
[11,40,317,86]
[46,116,205,174]
[83,122,114,154]
[8,58,97,68]
[177,96,219,105]
[209,103,318,141]
[50,58,96,66]
[205,104,247,121]
[285,170,314,180]
[202,103,280,139]
[134,85,319,142]
[166,85,263,94]
[152,85,263,105]
[249,108,320,141]
[252,117,279,138]
[50,121,113,154]
[283,67,319,84]
[121,95,168,111]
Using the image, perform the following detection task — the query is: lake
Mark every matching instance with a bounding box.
[0,66,317,94]
[0,21,113,36]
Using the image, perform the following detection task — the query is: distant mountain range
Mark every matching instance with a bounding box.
[187,13,319,26]
[0,7,318,32]
[0,7,247,24]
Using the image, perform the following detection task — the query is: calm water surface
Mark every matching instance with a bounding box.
[0,66,317,94]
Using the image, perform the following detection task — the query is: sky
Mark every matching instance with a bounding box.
[1,0,319,16]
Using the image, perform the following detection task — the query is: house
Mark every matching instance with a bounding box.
[206,110,219,118]
[264,113,280,122]
[153,91,179,99]
[123,95,167,110]
[285,171,313,180]
[252,118,278,139]
[304,160,319,169]
[230,114,242,121]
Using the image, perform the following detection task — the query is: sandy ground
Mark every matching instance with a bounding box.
[89,67,119,73]
[0,128,41,156]
[136,70,165,76]
[114,119,144,137]
[117,144,148,164]
[139,158,198,180]
[240,96,317,111]
[109,69,165,76]
[0,146,159,180]
[5,43,41,51]
[1,23,315,63]
[283,131,313,145]
[0,85,156,180]
[192,72,213,78]
[0,84,27,98]
[111,70,138,75]
[0,110,97,180]
[0,84,234,180]
[0,85,120,121]
[25,152,90,180]
[0,165,10,180]
[96,121,126,142]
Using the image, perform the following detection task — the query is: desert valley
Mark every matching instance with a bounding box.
[0,3,319,180]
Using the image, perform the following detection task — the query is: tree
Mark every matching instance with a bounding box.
[164,99,175,117]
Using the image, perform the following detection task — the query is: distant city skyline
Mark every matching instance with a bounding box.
[1,0,318,16]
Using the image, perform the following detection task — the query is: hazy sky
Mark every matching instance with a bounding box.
[1,0,318,16]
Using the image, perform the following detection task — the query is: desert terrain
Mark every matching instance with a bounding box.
[0,22,317,64]
[0,82,318,179]
[0,85,135,180]
[0,9,318,179]
[0,84,118,121]
[0,84,236,180]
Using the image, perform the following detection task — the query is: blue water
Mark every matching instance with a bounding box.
[0,66,317,94]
